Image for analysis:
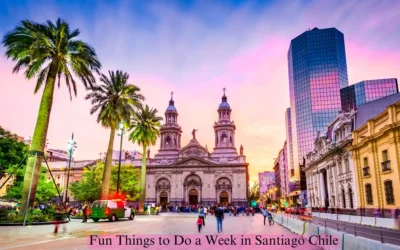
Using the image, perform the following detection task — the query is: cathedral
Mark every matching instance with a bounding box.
[142,90,249,206]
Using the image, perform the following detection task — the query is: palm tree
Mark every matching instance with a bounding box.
[85,70,144,199]
[129,105,162,213]
[2,19,101,211]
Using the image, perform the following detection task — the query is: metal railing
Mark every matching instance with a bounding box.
[312,217,400,246]
[381,161,391,172]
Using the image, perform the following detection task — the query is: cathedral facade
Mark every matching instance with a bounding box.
[142,91,249,206]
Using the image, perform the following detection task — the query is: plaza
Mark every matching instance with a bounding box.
[0,213,319,250]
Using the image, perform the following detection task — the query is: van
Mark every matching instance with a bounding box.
[91,200,135,222]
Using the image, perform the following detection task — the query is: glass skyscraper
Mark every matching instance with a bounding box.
[340,78,398,112]
[285,108,294,177]
[288,27,348,178]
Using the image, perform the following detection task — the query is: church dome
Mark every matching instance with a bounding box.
[219,94,230,109]
[166,98,177,112]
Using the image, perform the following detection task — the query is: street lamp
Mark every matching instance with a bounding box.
[116,121,125,196]
[65,133,77,204]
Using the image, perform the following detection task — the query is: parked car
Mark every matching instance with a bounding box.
[291,207,299,215]
[285,207,291,214]
[91,200,135,222]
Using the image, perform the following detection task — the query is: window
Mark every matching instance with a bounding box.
[381,150,391,171]
[344,158,350,173]
[349,187,354,209]
[384,180,395,205]
[365,184,373,205]
[342,189,346,208]
[92,201,108,208]
[382,150,389,161]
[363,157,368,167]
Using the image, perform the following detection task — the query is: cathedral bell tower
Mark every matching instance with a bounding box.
[154,92,182,160]
[211,88,238,160]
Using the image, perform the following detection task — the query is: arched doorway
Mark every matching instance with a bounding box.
[156,178,171,210]
[160,191,168,207]
[215,177,232,204]
[189,189,198,205]
[220,191,229,205]
[184,174,202,205]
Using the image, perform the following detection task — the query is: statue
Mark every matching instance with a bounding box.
[147,148,150,159]
[192,129,198,139]
[240,145,244,155]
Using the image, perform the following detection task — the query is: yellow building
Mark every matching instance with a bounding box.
[351,102,400,217]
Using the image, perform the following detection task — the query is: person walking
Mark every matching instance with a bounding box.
[204,206,208,219]
[197,216,203,232]
[82,202,88,223]
[215,205,224,233]
[199,206,205,226]
[262,207,269,225]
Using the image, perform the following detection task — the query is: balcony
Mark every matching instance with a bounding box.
[381,160,391,172]
[363,167,370,176]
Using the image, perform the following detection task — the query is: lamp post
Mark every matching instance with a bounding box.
[65,133,77,204]
[116,122,125,196]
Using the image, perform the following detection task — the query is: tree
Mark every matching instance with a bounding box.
[129,105,162,212]
[0,126,29,179]
[85,70,144,199]
[70,163,141,202]
[5,166,58,203]
[2,18,101,211]
[248,181,260,202]
[94,163,140,201]
[69,168,101,203]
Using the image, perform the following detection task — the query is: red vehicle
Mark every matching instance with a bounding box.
[291,207,299,215]
[285,207,291,214]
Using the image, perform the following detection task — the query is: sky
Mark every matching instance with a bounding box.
[0,0,400,182]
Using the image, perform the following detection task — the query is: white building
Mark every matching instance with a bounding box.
[305,111,358,212]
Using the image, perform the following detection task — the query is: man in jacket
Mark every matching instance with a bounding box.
[214,205,224,233]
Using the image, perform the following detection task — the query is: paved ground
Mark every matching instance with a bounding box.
[0,213,319,250]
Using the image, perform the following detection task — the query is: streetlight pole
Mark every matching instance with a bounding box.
[65,133,76,204]
[116,122,124,196]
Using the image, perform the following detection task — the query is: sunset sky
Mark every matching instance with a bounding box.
[1,0,400,182]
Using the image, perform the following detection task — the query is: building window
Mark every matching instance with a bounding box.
[349,187,354,209]
[363,157,370,176]
[381,150,391,171]
[344,158,350,173]
[342,189,346,208]
[384,180,395,205]
[365,184,373,205]
[363,157,368,167]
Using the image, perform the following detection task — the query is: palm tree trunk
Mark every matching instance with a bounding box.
[139,145,147,213]
[20,63,58,213]
[101,128,115,199]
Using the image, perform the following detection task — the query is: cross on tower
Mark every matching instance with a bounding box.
[170,91,174,100]
[223,87,226,95]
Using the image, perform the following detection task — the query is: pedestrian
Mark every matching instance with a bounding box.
[215,205,224,233]
[197,216,203,232]
[204,206,208,219]
[199,206,205,226]
[54,206,66,234]
[82,202,88,223]
[262,207,269,225]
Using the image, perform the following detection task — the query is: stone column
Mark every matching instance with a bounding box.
[326,166,332,208]
[319,171,326,207]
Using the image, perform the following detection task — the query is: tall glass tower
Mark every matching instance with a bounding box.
[288,27,349,178]
[340,78,398,112]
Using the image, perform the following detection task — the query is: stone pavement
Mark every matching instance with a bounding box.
[0,213,319,249]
